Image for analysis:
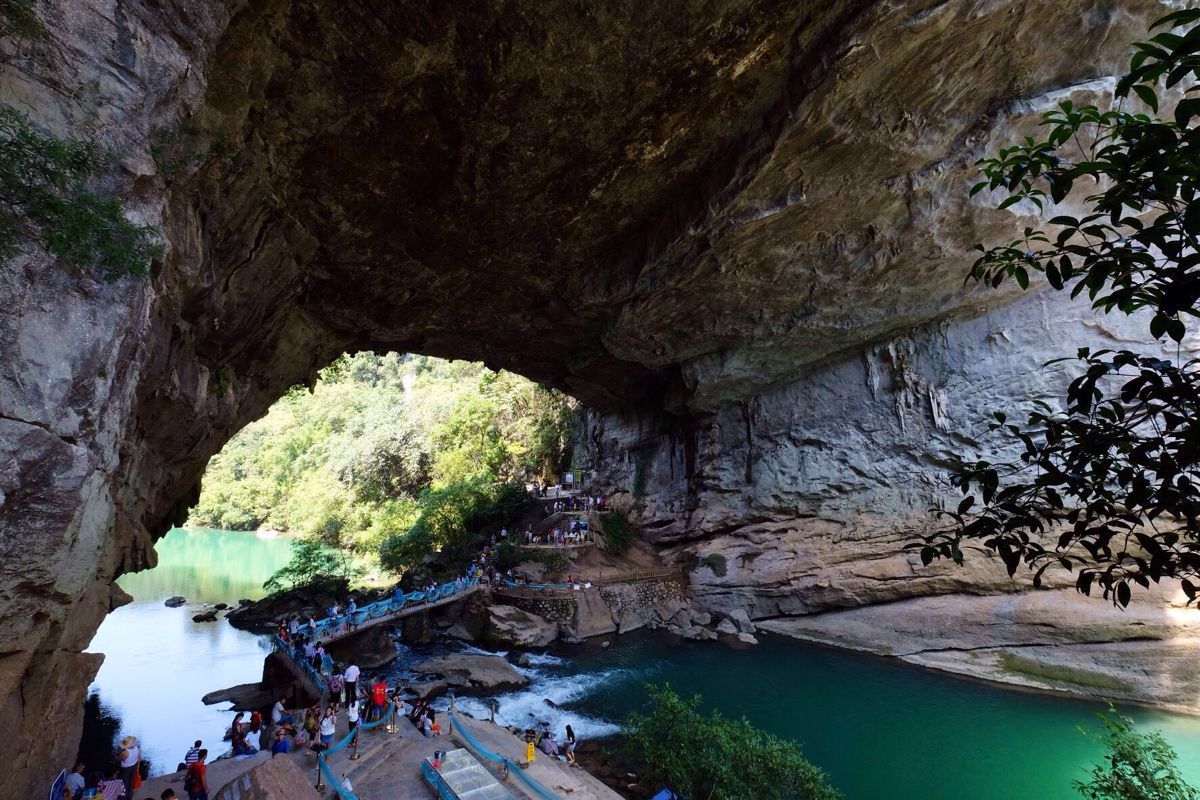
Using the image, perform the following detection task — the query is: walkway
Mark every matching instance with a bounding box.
[274,579,483,693]
[314,580,483,646]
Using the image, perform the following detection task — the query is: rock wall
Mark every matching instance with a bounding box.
[581,290,1195,619]
[0,1,1175,797]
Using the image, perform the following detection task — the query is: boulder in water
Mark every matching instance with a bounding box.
[192,610,218,623]
[484,605,557,648]
[412,654,528,693]
[164,596,186,608]
[202,682,276,710]
[214,602,229,610]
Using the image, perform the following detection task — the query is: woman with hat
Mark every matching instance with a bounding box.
[116,736,140,798]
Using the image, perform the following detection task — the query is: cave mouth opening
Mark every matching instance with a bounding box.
[186,350,580,569]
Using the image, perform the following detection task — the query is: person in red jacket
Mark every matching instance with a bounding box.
[369,676,388,722]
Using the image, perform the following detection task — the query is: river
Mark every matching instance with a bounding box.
[84,527,1200,799]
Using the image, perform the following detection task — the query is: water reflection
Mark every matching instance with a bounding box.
[81,528,294,777]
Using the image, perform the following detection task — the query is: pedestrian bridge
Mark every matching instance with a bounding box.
[315,579,483,645]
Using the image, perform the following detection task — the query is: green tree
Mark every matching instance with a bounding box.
[624,684,841,800]
[378,479,531,573]
[1076,709,1198,800]
[916,11,1200,605]
[263,537,358,592]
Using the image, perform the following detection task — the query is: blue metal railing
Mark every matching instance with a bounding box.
[310,578,480,640]
[273,635,327,692]
[447,708,565,800]
[315,699,401,800]
[272,579,481,693]
[501,579,575,591]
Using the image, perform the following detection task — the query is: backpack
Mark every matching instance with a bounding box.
[183,766,199,792]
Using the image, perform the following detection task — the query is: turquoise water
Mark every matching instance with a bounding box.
[86,528,1200,798]
[524,634,1200,800]
[83,527,295,773]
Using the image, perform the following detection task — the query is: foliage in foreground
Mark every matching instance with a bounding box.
[1076,709,1197,800]
[624,684,842,800]
[0,108,159,277]
[915,11,1200,606]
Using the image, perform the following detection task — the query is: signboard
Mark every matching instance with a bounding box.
[49,769,65,800]
[563,472,573,485]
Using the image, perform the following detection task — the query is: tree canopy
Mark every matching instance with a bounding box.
[190,352,573,569]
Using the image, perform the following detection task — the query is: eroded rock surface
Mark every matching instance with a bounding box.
[485,605,559,649]
[412,653,529,694]
[0,1,1177,796]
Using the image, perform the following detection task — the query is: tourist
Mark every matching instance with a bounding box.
[303,639,317,664]
[347,597,357,614]
[184,740,202,765]
[80,772,102,800]
[319,706,336,747]
[161,789,177,800]
[346,699,360,734]
[271,698,293,726]
[182,750,207,800]
[116,736,141,799]
[249,708,263,733]
[312,643,326,670]
[288,616,299,636]
[307,614,317,633]
[343,661,360,707]
[539,730,560,757]
[328,667,344,710]
[429,710,442,737]
[564,725,577,765]
[270,730,290,757]
[369,674,388,722]
[99,769,124,800]
[64,762,86,797]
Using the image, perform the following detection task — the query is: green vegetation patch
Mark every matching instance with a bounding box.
[0,108,160,277]
[624,684,842,800]
[600,511,634,554]
[997,651,1131,693]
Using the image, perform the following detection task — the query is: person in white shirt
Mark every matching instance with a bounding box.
[343,662,360,707]
[346,701,360,733]
[319,707,336,746]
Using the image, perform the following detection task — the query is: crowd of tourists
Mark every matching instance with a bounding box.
[59,735,146,800]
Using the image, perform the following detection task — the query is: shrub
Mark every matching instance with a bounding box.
[0,108,160,277]
[600,511,635,553]
[1076,708,1198,800]
[624,684,842,800]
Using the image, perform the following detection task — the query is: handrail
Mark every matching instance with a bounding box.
[446,708,564,800]
[307,578,480,642]
[499,569,681,594]
[272,579,482,695]
[316,697,402,800]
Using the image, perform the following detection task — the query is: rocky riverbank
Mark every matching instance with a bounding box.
[759,585,1200,715]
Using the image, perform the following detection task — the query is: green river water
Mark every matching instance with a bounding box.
[85,527,1200,799]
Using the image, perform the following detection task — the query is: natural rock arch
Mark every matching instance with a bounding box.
[0,1,1162,797]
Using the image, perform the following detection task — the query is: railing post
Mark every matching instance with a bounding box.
[448,691,456,734]
[314,755,324,791]
[387,699,397,734]
[350,726,360,760]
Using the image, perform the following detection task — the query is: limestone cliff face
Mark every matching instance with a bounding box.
[0,0,1172,797]
[581,292,1190,618]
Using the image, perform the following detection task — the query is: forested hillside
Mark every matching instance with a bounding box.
[189,353,574,562]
